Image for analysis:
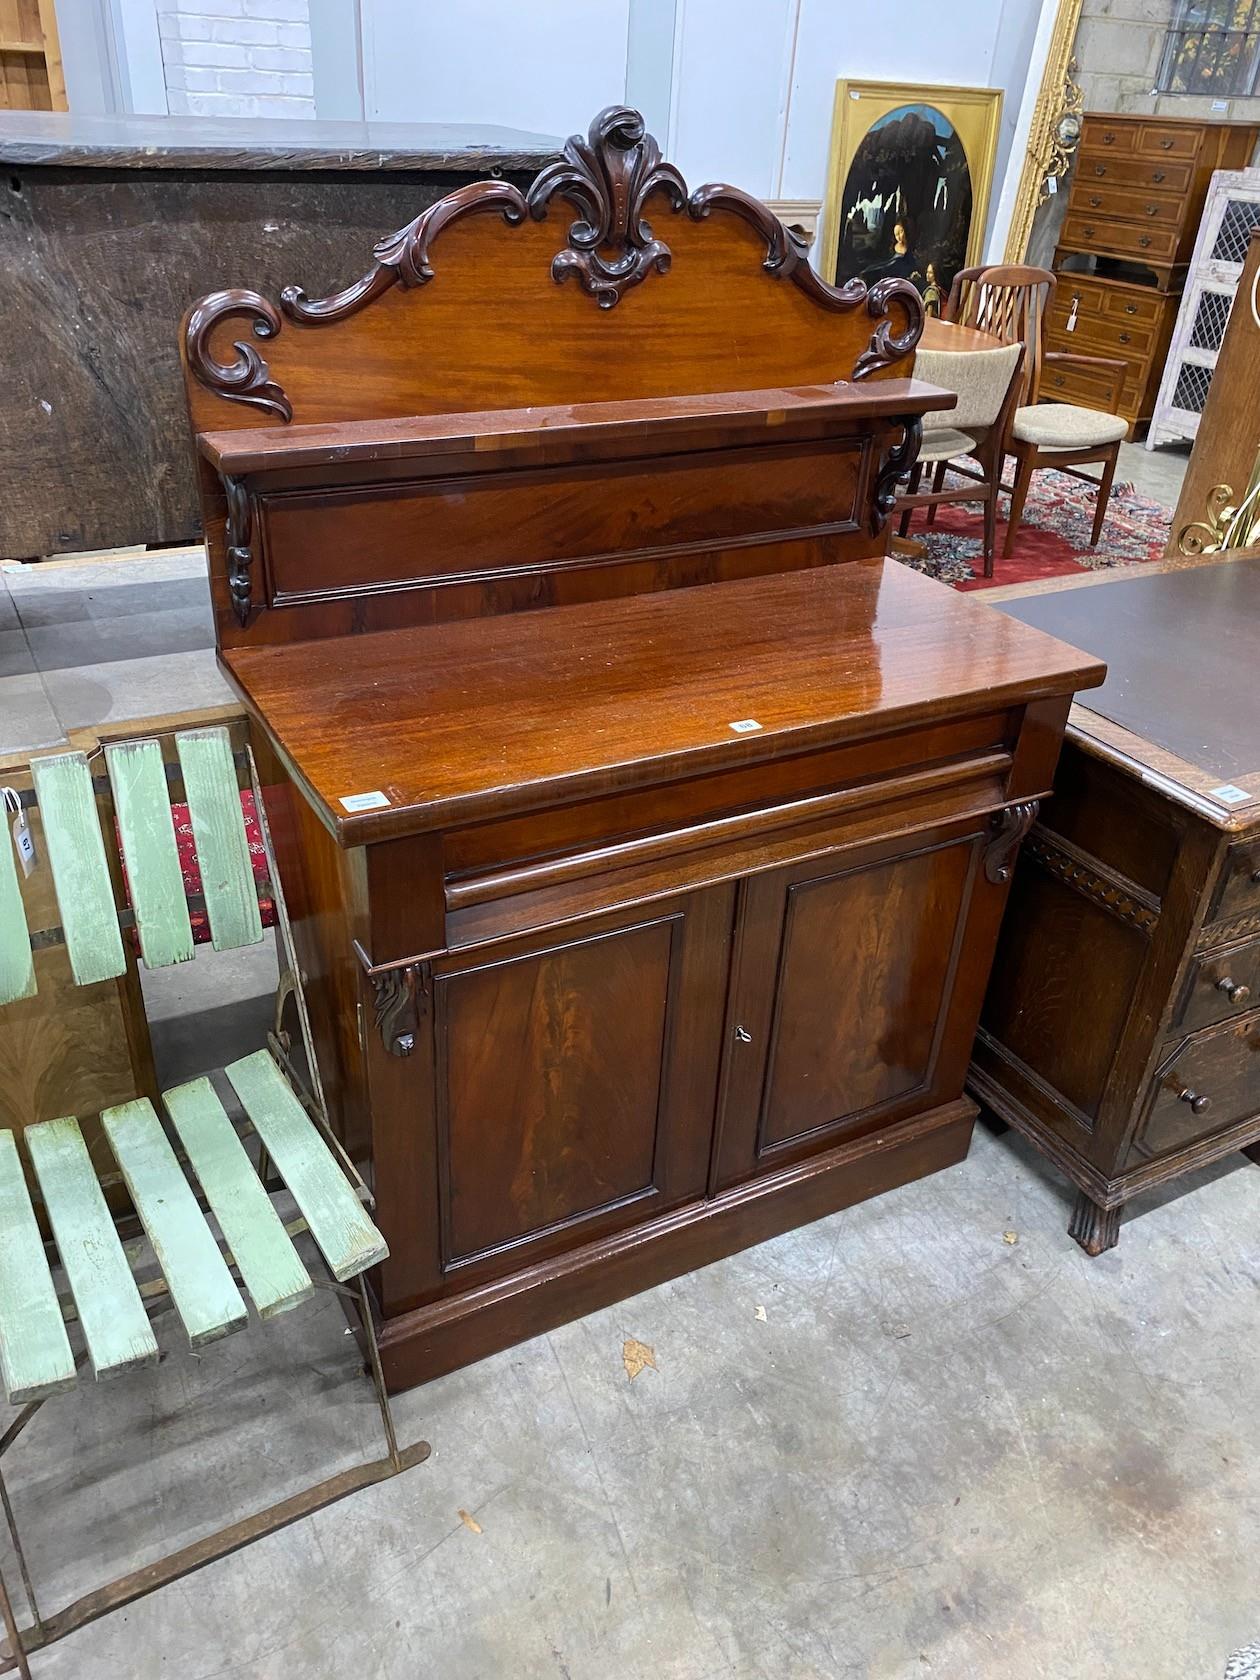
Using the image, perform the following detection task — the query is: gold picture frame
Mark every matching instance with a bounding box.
[820,80,1003,308]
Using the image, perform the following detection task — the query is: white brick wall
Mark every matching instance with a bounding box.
[158,0,316,118]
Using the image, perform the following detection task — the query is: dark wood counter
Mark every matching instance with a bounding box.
[0,112,557,560]
[972,556,1260,1252]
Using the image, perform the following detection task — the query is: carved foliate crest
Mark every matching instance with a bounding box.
[526,105,688,308]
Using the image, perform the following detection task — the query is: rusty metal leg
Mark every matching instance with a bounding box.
[0,1562,31,1680]
[0,1472,39,1639]
[355,1279,402,1473]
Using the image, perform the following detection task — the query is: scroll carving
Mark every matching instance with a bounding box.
[222,475,255,627]
[371,965,419,1058]
[526,105,687,308]
[854,278,927,380]
[184,290,292,421]
[281,180,527,323]
[870,417,923,536]
[985,802,1040,884]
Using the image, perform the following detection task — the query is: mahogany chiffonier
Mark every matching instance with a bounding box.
[179,107,1104,1390]
[1047,111,1259,433]
[972,557,1260,1255]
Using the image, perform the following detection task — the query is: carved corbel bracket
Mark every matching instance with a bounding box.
[855,277,927,380]
[222,474,256,628]
[184,289,293,422]
[984,801,1040,884]
[371,965,422,1058]
[870,417,923,536]
[527,104,688,308]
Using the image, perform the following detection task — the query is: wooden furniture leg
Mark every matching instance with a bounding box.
[1003,449,1036,558]
[1067,1189,1121,1256]
[925,460,947,525]
[1090,442,1120,547]
[898,462,923,538]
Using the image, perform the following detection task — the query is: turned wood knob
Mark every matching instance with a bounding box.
[1178,1087,1211,1114]
[1217,976,1251,1005]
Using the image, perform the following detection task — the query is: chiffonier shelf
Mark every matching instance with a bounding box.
[1049,112,1260,433]
[180,106,1104,1389]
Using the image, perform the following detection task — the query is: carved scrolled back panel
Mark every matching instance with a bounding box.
[181,105,923,435]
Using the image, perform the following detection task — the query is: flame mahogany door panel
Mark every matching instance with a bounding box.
[715,822,989,1188]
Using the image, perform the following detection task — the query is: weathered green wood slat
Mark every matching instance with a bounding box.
[175,729,262,954]
[106,739,194,971]
[0,1130,76,1403]
[0,814,35,1005]
[29,752,125,986]
[26,1117,159,1380]
[225,1052,387,1282]
[101,1098,247,1347]
[164,1076,314,1320]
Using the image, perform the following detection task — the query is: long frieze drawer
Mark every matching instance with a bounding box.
[1082,118,1138,155]
[1210,840,1260,921]
[1070,183,1183,228]
[1076,152,1194,195]
[1174,937,1260,1033]
[1041,356,1133,411]
[1059,213,1179,265]
[1134,1012,1260,1159]
[257,438,868,606]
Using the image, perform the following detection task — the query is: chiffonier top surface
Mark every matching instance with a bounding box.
[994,556,1260,824]
[225,558,1104,845]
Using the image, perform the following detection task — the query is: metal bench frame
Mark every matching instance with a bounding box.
[0,728,429,1679]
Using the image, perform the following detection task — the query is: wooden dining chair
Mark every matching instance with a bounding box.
[942,264,1129,558]
[896,341,1024,575]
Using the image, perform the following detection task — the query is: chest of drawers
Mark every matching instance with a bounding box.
[971,556,1260,1253]
[1048,113,1259,430]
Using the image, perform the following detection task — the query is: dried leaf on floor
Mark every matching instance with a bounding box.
[622,1338,657,1381]
[753,1304,767,1322]
[457,1508,483,1534]
[1003,1230,1019,1245]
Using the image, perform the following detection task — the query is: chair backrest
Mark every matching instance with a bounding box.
[913,342,1024,435]
[945,263,1055,408]
[0,725,266,1010]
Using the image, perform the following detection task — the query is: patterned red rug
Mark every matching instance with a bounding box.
[897,466,1172,592]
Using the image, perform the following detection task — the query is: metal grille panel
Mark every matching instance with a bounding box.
[1189,288,1234,350]
[1172,361,1214,414]
[1212,198,1260,263]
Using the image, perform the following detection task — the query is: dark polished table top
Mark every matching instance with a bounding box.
[994,556,1260,787]
[0,111,559,172]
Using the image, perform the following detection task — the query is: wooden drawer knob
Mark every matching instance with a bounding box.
[1178,1087,1212,1114]
[1217,976,1252,1004]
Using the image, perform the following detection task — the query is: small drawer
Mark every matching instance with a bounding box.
[1136,122,1201,160]
[1174,937,1260,1033]
[1046,302,1158,360]
[1135,1011,1260,1158]
[1060,213,1178,264]
[1082,119,1137,155]
[1102,288,1166,326]
[1040,358,1126,411]
[1073,184,1183,228]
[1078,153,1194,194]
[1211,839,1260,921]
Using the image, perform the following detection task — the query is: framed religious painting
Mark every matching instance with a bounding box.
[820,81,1002,315]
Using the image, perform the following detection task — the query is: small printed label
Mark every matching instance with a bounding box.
[1210,783,1250,806]
[1046,174,1058,195]
[12,813,36,878]
[339,790,391,812]
[728,719,763,734]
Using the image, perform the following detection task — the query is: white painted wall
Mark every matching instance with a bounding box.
[158,0,316,118]
[360,0,631,134]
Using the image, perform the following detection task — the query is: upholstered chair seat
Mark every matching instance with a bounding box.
[1012,404,1129,449]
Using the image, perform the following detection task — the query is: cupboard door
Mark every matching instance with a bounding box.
[428,885,732,1281]
[715,828,985,1186]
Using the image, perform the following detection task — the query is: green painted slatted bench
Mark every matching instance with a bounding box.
[0,728,427,1680]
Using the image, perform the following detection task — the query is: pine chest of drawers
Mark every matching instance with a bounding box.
[1049,113,1259,431]
[971,556,1260,1254]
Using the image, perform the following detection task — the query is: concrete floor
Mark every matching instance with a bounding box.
[7,439,1258,1678]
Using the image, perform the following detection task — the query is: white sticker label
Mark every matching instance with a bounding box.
[1046,174,1058,195]
[339,790,391,812]
[12,813,36,877]
[1210,783,1250,806]
[728,719,763,734]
